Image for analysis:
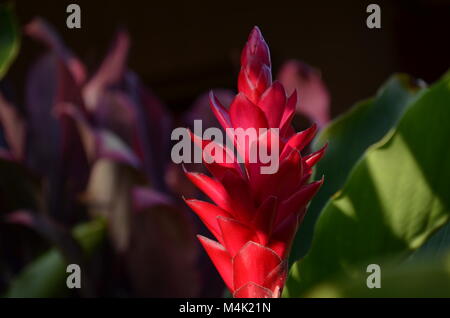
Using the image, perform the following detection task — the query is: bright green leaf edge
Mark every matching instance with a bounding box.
[0,2,20,79]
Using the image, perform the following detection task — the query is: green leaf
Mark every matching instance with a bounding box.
[4,218,106,298]
[409,222,450,260]
[305,252,450,298]
[0,2,20,79]
[284,71,450,297]
[291,75,423,262]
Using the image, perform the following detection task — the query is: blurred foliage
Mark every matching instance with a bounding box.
[0,16,205,297]
[292,74,423,261]
[305,252,450,298]
[0,3,20,79]
[4,218,105,298]
[285,71,450,297]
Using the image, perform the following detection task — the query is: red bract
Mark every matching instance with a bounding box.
[184,27,326,298]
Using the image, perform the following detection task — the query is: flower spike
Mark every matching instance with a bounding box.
[183,27,325,298]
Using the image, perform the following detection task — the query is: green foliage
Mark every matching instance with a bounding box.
[5,218,106,298]
[291,75,422,261]
[285,71,450,297]
[305,252,450,298]
[0,2,20,79]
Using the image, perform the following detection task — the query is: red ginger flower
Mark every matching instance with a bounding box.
[183,27,326,298]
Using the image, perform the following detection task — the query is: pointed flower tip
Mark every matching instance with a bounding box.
[317,175,325,186]
[248,26,267,48]
[208,90,215,100]
[250,26,263,38]
[289,88,298,101]
[317,141,329,153]
[246,25,266,47]
[196,234,211,244]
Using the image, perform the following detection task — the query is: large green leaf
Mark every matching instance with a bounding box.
[409,222,450,260]
[305,252,450,297]
[284,71,450,297]
[0,3,20,79]
[291,75,422,261]
[4,218,105,298]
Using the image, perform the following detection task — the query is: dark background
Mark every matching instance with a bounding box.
[6,0,450,120]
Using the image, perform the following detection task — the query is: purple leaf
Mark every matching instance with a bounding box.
[25,53,61,176]
[61,102,141,168]
[124,72,172,191]
[25,17,87,85]
[83,30,130,111]
[132,186,174,212]
[25,52,90,220]
[125,186,200,297]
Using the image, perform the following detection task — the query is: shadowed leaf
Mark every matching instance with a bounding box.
[285,71,450,297]
[291,74,423,262]
[4,218,106,298]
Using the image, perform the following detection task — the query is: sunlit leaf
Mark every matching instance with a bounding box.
[305,253,450,298]
[285,71,450,297]
[291,74,423,262]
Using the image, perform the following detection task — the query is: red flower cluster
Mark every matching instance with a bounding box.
[184,27,326,298]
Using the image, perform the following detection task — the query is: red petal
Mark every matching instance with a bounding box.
[304,143,327,168]
[185,199,231,244]
[263,260,288,297]
[281,123,317,160]
[197,235,233,292]
[280,90,297,136]
[233,282,273,298]
[254,150,303,202]
[220,170,255,222]
[229,93,268,131]
[240,26,271,68]
[252,196,278,245]
[218,216,255,257]
[269,213,299,259]
[188,129,242,179]
[184,169,231,213]
[233,242,282,291]
[276,178,324,224]
[272,150,303,200]
[238,60,272,104]
[209,91,231,130]
[244,128,281,189]
[284,126,296,139]
[258,81,286,128]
